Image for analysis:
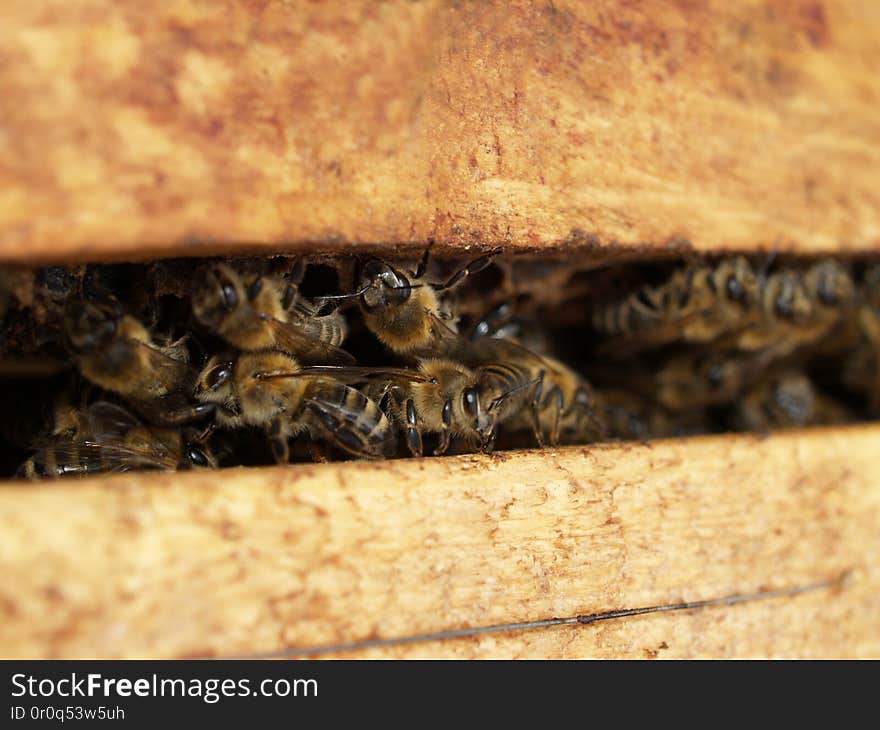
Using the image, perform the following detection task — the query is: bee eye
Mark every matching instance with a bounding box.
[360,266,411,310]
[775,293,793,318]
[204,363,232,390]
[379,270,411,302]
[725,274,745,302]
[220,280,238,309]
[462,387,480,418]
[187,446,210,467]
[246,277,263,302]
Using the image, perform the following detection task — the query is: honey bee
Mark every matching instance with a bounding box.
[733,260,855,357]
[646,349,769,412]
[64,300,210,426]
[379,316,604,454]
[599,388,709,441]
[462,337,605,449]
[191,262,353,364]
[372,358,493,456]
[592,256,761,352]
[838,265,880,411]
[16,401,216,479]
[466,299,556,356]
[193,351,428,461]
[327,248,500,357]
[731,370,851,432]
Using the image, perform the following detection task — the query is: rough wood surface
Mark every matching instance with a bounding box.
[1,1,879,263]
[1,427,877,659]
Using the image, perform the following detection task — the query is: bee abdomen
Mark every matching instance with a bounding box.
[305,383,395,458]
[592,286,665,336]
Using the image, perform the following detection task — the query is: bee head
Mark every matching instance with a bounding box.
[718,256,759,308]
[810,261,854,308]
[359,259,413,311]
[769,374,815,425]
[194,356,238,412]
[460,384,496,450]
[766,272,812,322]
[192,264,242,330]
[182,441,216,469]
[64,300,119,353]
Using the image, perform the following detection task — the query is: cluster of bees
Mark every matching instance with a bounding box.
[0,249,877,480]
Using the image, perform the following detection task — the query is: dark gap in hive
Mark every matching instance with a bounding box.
[0,250,877,479]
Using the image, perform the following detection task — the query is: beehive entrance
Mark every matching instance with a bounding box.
[0,248,876,479]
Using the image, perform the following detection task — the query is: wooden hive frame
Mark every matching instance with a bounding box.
[1,0,879,658]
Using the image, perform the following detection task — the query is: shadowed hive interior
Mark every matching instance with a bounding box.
[1,248,878,480]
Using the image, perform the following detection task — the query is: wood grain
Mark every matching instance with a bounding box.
[1,1,879,263]
[1,426,877,659]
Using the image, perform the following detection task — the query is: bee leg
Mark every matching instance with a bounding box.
[268,418,290,464]
[411,245,432,279]
[433,398,453,456]
[528,371,547,448]
[434,428,451,456]
[194,420,217,444]
[288,258,307,285]
[545,386,564,447]
[146,402,216,427]
[307,439,331,464]
[432,249,502,292]
[405,398,423,457]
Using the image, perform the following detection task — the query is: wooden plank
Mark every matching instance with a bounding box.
[1,1,880,263]
[1,426,877,659]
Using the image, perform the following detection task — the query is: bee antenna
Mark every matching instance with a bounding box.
[315,284,373,303]
[488,377,542,413]
[255,371,308,380]
[758,241,781,283]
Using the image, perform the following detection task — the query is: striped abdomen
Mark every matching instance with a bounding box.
[303,381,396,459]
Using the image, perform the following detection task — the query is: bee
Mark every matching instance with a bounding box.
[467,299,556,356]
[599,388,709,441]
[64,300,211,425]
[838,265,880,411]
[372,358,493,457]
[731,370,851,432]
[378,313,605,453]
[462,337,606,449]
[592,256,761,352]
[191,262,353,364]
[325,248,500,357]
[647,349,769,412]
[193,351,428,461]
[16,401,216,480]
[733,260,855,357]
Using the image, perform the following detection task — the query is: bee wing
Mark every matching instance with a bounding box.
[84,400,187,460]
[259,314,355,365]
[303,397,394,459]
[85,401,143,440]
[428,312,459,342]
[124,338,193,386]
[292,365,437,384]
[21,440,175,477]
[81,439,179,470]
